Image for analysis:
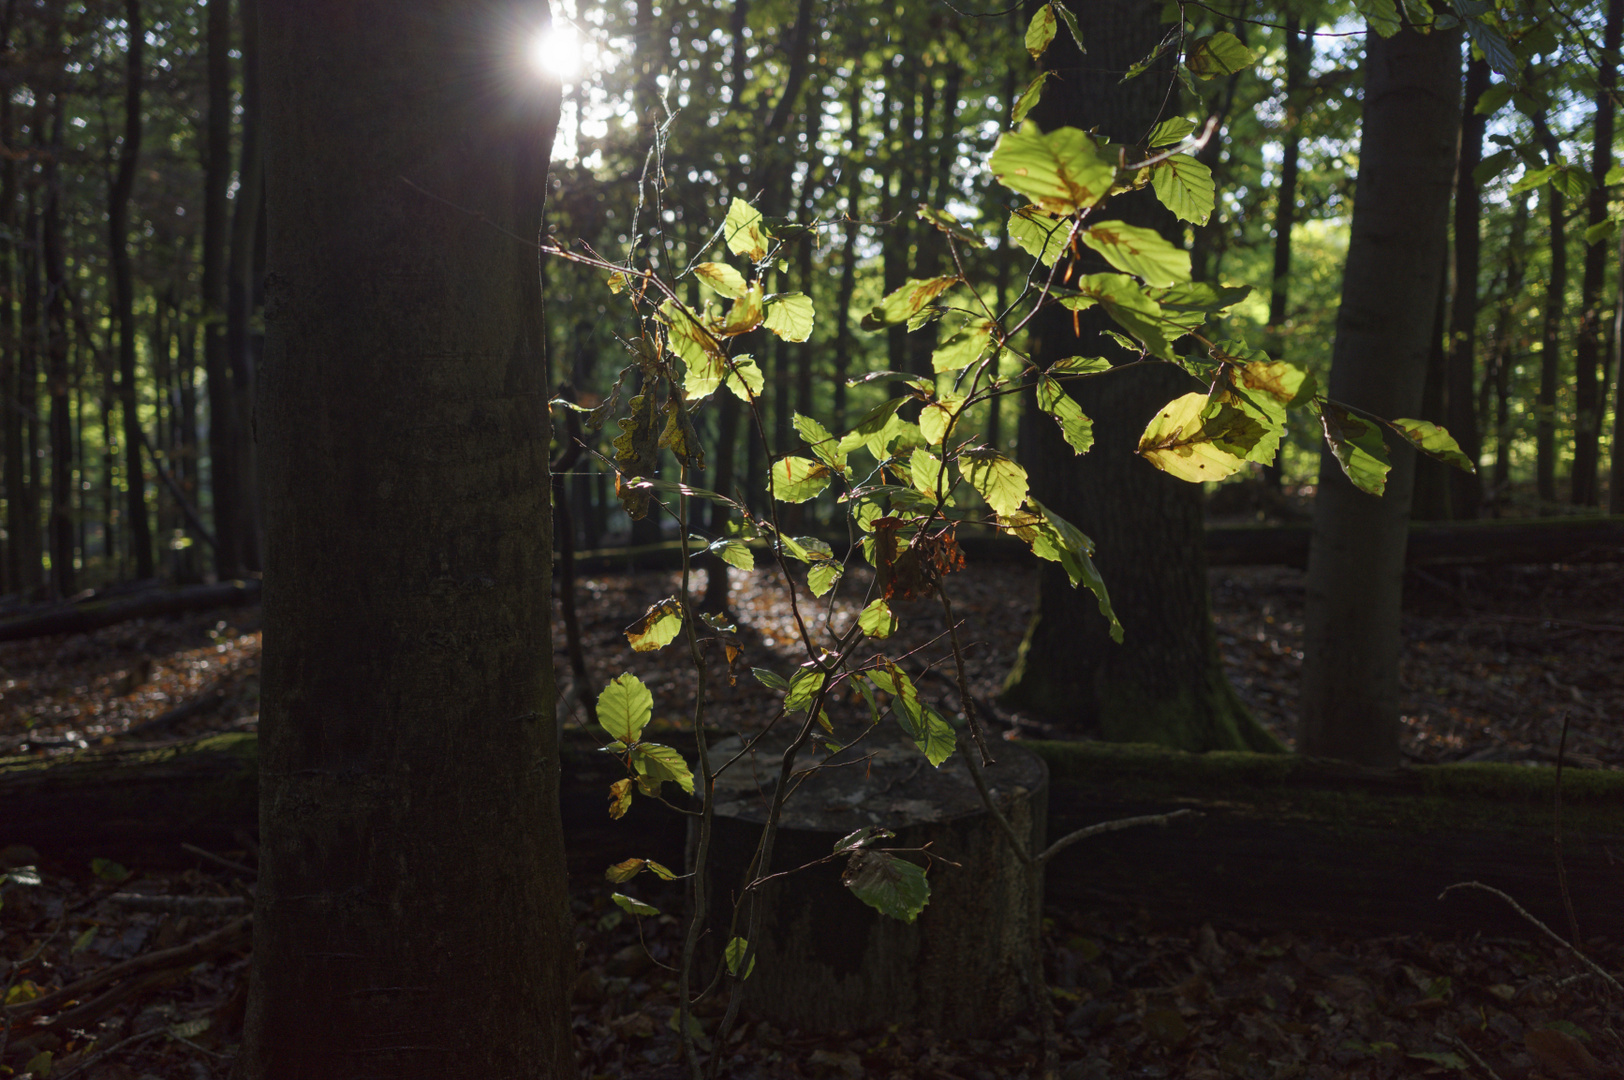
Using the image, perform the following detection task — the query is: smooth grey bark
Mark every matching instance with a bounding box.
[240,2,572,1075]
[999,0,1278,752]
[110,0,153,580]
[1572,0,1620,506]
[1300,22,1462,767]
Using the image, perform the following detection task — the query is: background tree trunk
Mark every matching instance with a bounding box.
[226,0,263,571]
[240,2,573,1074]
[998,0,1278,752]
[202,0,239,579]
[1534,114,1565,505]
[1445,55,1489,518]
[1300,21,1461,767]
[43,95,74,598]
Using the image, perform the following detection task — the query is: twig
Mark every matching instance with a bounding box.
[1038,809,1201,865]
[1441,1033,1504,1080]
[107,893,250,914]
[1438,882,1622,995]
[54,1029,164,1080]
[1553,711,1581,949]
[180,842,257,878]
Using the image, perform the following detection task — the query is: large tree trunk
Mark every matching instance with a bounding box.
[240,2,573,1075]
[1445,55,1489,518]
[1573,0,1621,507]
[226,0,264,571]
[1299,21,1461,767]
[998,0,1277,753]
[111,0,153,581]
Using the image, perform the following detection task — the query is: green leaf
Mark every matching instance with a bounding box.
[918,706,958,767]
[1008,205,1071,267]
[1473,147,1515,185]
[724,936,756,979]
[863,276,961,329]
[1066,273,1176,359]
[1319,402,1391,496]
[784,668,827,712]
[1464,18,1519,79]
[626,596,684,652]
[1080,220,1191,286]
[989,124,1116,215]
[707,537,755,571]
[752,667,789,691]
[611,892,660,917]
[724,198,769,262]
[1233,358,1313,408]
[630,741,695,795]
[917,205,987,248]
[71,926,96,954]
[1011,72,1049,125]
[1585,218,1620,246]
[606,857,647,883]
[693,261,748,298]
[1022,499,1121,641]
[959,449,1029,516]
[1147,117,1198,147]
[909,447,948,500]
[807,561,843,597]
[769,456,832,503]
[1036,376,1094,454]
[1136,392,1250,482]
[843,850,930,923]
[857,598,898,639]
[781,534,835,562]
[718,282,766,335]
[1052,1,1084,50]
[1186,31,1257,78]
[931,320,995,373]
[1150,154,1215,225]
[1025,4,1057,59]
[1388,418,1476,473]
[837,397,910,459]
[794,412,848,474]
[1508,163,1558,197]
[608,778,634,818]
[764,292,815,342]
[1048,355,1112,376]
[1354,0,1401,33]
[724,355,765,400]
[598,672,654,743]
[918,390,968,446]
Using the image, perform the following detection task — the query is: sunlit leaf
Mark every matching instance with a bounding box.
[693,261,748,298]
[752,667,789,691]
[1053,1,1084,50]
[837,397,910,459]
[1150,154,1215,225]
[1319,401,1392,496]
[784,668,827,713]
[807,561,843,597]
[794,412,848,474]
[959,449,1029,517]
[1065,273,1175,359]
[1036,376,1094,454]
[931,320,995,373]
[1137,392,1250,482]
[626,597,685,652]
[598,672,654,743]
[909,447,948,500]
[725,936,756,979]
[724,198,769,262]
[630,741,695,795]
[1388,418,1476,473]
[1147,117,1198,147]
[918,706,957,767]
[863,276,961,329]
[989,123,1116,215]
[1080,220,1191,286]
[1023,498,1122,642]
[606,858,647,883]
[608,778,634,819]
[769,456,832,503]
[718,282,766,336]
[724,355,765,400]
[707,537,755,571]
[843,849,930,923]
[1048,355,1112,376]
[611,892,660,917]
[764,292,815,342]
[1011,72,1049,125]
[1025,3,1057,58]
[917,205,987,248]
[1186,31,1257,78]
[918,390,968,446]
[857,598,898,639]
[1008,205,1071,267]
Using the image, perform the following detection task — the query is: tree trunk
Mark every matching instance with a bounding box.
[1534,116,1565,505]
[998,0,1278,753]
[0,40,16,597]
[1489,193,1530,506]
[227,0,263,571]
[240,2,574,1074]
[829,77,862,433]
[202,0,240,579]
[1411,250,1452,521]
[1573,0,1621,507]
[1446,55,1489,518]
[43,95,74,598]
[1612,227,1624,513]
[1299,21,1461,768]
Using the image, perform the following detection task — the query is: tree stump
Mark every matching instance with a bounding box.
[697,724,1047,1036]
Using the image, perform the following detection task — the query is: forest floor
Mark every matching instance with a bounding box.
[1,555,1622,1077]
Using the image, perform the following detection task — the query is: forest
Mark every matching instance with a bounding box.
[0,0,1622,1077]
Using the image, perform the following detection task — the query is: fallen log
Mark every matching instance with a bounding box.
[0,580,261,644]
[5,733,1621,938]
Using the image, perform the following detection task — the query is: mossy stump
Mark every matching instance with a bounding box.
[696,725,1047,1036]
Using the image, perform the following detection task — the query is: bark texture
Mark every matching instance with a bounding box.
[1300,23,1462,767]
[241,3,572,1076]
[999,0,1277,752]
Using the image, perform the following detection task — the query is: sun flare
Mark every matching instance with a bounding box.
[528,24,583,82]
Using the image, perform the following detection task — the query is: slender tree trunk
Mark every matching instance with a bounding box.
[1,56,19,596]
[1412,249,1452,520]
[1489,193,1530,507]
[43,97,74,598]
[1300,20,1461,767]
[241,2,573,1074]
[110,0,153,580]
[1446,55,1489,517]
[19,198,42,592]
[1534,114,1565,505]
[1573,0,1621,506]
[227,0,263,570]
[829,76,862,432]
[202,0,240,578]
[883,62,914,396]
[1613,227,1624,512]
[998,0,1277,752]
[1265,16,1312,345]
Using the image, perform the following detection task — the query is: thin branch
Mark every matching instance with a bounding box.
[1438,882,1622,995]
[1038,808,1200,865]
